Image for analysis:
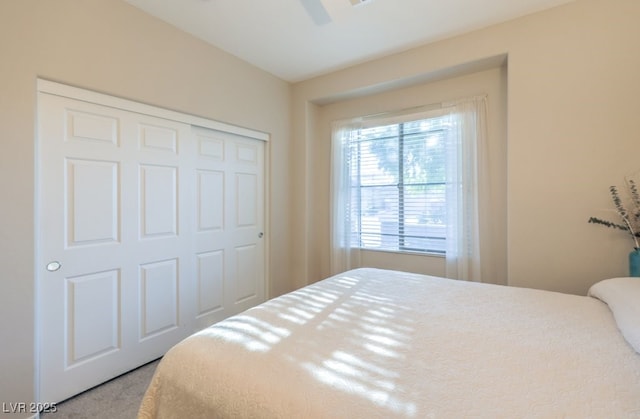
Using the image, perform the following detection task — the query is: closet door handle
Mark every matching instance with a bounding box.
[46,261,62,272]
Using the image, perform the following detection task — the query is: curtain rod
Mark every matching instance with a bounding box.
[359,94,488,121]
[360,102,443,121]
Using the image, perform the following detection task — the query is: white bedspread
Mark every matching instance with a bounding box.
[138,268,640,418]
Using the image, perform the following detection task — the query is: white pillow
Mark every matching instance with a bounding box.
[588,277,640,353]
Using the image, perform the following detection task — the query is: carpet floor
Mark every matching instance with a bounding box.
[42,359,160,419]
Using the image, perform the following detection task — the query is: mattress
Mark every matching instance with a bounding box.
[138,268,640,418]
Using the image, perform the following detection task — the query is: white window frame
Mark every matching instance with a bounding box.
[347,113,450,255]
[331,95,487,282]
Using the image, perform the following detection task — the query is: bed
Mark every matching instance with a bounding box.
[138,268,640,418]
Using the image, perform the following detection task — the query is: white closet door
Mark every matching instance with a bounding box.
[37,92,265,403]
[192,127,265,330]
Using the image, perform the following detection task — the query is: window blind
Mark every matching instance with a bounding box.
[347,114,450,254]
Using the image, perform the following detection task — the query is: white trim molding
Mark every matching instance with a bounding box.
[37,79,270,142]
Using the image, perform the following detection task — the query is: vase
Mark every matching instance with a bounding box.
[629,249,640,277]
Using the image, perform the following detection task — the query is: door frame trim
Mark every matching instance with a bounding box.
[37,79,270,142]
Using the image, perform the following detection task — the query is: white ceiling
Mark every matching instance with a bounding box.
[124,0,574,83]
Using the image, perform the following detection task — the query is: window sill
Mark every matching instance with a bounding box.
[356,248,445,258]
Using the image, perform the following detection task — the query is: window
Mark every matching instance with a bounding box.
[347,114,450,254]
[331,96,486,281]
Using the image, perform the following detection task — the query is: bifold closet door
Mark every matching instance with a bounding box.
[191,126,265,331]
[37,93,265,403]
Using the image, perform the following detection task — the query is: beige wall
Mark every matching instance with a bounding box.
[0,1,291,416]
[291,0,640,293]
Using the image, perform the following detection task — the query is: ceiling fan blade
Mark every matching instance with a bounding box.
[299,0,332,25]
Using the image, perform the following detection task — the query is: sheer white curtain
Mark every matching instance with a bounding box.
[330,96,488,280]
[444,95,488,282]
[330,119,362,274]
